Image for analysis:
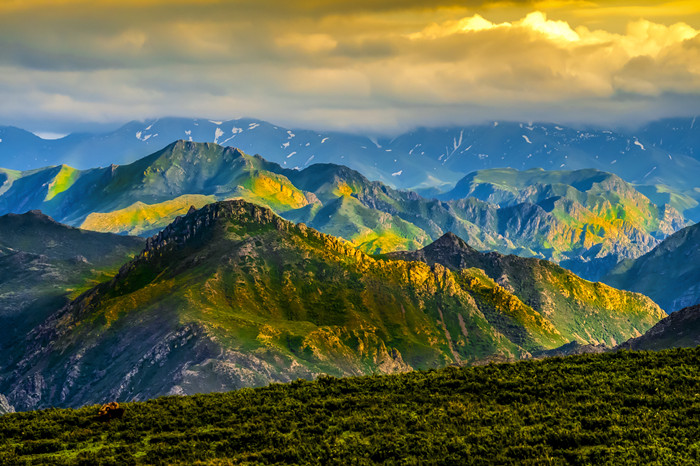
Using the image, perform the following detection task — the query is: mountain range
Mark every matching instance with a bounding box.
[0,141,686,281]
[0,200,664,412]
[2,116,699,220]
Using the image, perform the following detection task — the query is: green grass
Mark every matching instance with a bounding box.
[1,347,699,465]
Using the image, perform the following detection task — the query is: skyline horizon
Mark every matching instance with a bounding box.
[11,112,700,141]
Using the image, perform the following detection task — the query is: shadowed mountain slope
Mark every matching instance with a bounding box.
[0,211,144,370]
[604,222,700,312]
[617,304,700,351]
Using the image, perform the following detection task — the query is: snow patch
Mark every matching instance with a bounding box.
[287,151,297,158]
[454,130,463,151]
[185,130,191,135]
[281,142,290,149]
[611,160,617,164]
[136,131,153,141]
[209,120,223,125]
[287,130,295,139]
[321,137,329,144]
[368,137,382,148]
[214,127,224,144]
[248,123,260,130]
[522,135,532,144]
[633,139,645,150]
[392,170,403,176]
[642,166,657,179]
[304,155,315,166]
[493,121,499,127]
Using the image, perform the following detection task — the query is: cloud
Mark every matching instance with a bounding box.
[0,1,699,132]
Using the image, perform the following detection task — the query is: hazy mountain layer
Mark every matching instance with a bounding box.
[1,117,699,215]
[0,200,664,411]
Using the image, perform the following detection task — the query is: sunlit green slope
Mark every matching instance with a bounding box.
[0,200,663,412]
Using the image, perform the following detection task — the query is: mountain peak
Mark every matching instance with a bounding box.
[142,199,288,256]
[426,232,475,253]
[4,209,60,225]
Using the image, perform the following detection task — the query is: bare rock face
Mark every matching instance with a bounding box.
[0,394,14,414]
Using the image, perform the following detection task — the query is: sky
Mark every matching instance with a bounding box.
[2,0,700,134]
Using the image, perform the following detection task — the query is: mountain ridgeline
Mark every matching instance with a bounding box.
[1,117,700,221]
[0,200,665,412]
[0,141,686,281]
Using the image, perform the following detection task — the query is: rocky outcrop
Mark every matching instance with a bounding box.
[0,394,14,415]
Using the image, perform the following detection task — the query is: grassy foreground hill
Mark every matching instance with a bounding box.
[1,348,699,465]
[0,200,664,412]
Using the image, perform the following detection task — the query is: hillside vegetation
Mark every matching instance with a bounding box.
[0,200,663,412]
[1,348,699,465]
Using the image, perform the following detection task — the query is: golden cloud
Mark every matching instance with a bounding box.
[1,1,699,131]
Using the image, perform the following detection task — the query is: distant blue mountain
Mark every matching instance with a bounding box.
[1,117,699,217]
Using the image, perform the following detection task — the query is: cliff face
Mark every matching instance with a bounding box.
[0,201,665,411]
